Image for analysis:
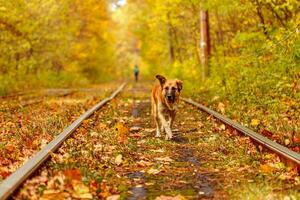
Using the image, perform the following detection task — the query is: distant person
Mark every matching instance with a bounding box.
[134,65,139,82]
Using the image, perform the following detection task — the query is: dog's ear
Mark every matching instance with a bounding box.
[176,80,183,92]
[156,75,166,86]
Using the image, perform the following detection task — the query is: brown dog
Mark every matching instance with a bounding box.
[151,75,183,140]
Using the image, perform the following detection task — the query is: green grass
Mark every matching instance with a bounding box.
[229,181,300,200]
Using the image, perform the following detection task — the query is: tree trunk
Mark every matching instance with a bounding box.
[168,23,175,63]
[200,10,210,80]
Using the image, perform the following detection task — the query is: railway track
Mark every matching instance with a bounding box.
[0,91,36,100]
[181,97,300,167]
[0,90,77,110]
[0,82,299,199]
[0,83,126,199]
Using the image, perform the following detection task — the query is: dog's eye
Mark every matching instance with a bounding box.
[171,87,176,90]
[165,87,169,90]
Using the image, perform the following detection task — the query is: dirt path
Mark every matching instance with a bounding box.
[124,83,226,199]
[12,82,300,199]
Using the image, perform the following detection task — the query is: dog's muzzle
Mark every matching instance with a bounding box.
[166,91,175,102]
[167,95,173,101]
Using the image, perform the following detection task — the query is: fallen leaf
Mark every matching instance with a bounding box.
[145,182,155,186]
[5,144,15,152]
[278,174,288,180]
[154,157,173,163]
[217,102,225,114]
[94,144,104,151]
[47,175,65,190]
[72,180,93,199]
[0,169,10,179]
[220,124,226,130]
[97,123,108,130]
[130,126,143,132]
[115,122,129,144]
[293,136,300,144]
[291,146,300,152]
[100,182,110,198]
[40,190,69,200]
[208,135,217,142]
[89,180,99,190]
[155,195,186,200]
[250,119,260,127]
[107,195,120,200]
[147,168,161,175]
[260,164,276,173]
[64,169,81,181]
[284,138,290,146]
[130,133,142,138]
[261,129,273,138]
[90,131,99,137]
[150,149,165,153]
[137,160,153,167]
[135,184,144,188]
[0,158,10,166]
[274,162,286,169]
[115,154,123,166]
[144,128,155,133]
[40,139,48,149]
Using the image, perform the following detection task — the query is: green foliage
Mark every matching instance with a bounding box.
[113,0,300,136]
[0,0,117,95]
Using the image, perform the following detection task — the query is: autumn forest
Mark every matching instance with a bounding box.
[0,0,300,199]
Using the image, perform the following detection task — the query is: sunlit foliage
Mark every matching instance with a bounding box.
[114,0,299,102]
[0,0,116,94]
[112,0,299,135]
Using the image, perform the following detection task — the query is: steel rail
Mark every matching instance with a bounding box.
[181,97,300,165]
[0,83,126,200]
[0,91,76,111]
[0,91,34,99]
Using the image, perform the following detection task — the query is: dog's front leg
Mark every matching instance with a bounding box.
[154,116,161,138]
[153,105,161,138]
[158,112,172,140]
[160,124,165,133]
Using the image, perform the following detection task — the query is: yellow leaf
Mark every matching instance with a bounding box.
[107,195,120,200]
[285,139,290,146]
[220,124,226,130]
[115,154,123,165]
[115,122,129,144]
[155,195,186,200]
[260,164,275,173]
[154,157,173,163]
[40,190,69,200]
[217,102,225,114]
[71,180,93,199]
[147,168,161,175]
[137,160,153,167]
[250,119,260,126]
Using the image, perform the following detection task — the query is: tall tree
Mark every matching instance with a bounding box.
[200,10,210,80]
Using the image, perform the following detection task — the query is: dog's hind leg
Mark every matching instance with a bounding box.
[170,111,176,128]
